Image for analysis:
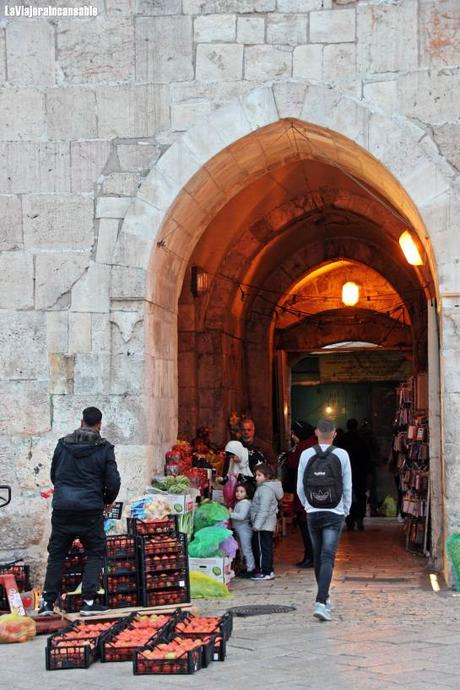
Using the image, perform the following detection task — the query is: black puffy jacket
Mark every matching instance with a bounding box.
[51,428,121,512]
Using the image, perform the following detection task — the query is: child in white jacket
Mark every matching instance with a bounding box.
[230,482,256,577]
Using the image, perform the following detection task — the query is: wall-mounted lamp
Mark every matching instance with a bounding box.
[399,231,423,266]
[191,266,209,297]
[341,281,360,307]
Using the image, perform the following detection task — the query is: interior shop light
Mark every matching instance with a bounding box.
[325,405,333,415]
[341,281,360,307]
[399,231,423,266]
[191,266,209,297]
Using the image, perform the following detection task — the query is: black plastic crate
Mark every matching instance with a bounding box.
[142,588,190,608]
[106,559,137,575]
[63,553,86,572]
[106,535,136,560]
[58,592,106,614]
[106,574,138,593]
[101,613,174,662]
[139,533,186,556]
[46,639,97,671]
[133,633,202,676]
[106,591,138,609]
[142,569,188,591]
[61,572,83,591]
[47,619,118,657]
[127,515,178,537]
[174,611,233,660]
[143,554,187,572]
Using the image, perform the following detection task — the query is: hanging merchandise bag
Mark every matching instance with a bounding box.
[223,475,237,508]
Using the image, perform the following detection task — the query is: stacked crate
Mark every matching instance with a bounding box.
[59,541,105,613]
[105,535,138,609]
[129,516,190,608]
[0,561,30,610]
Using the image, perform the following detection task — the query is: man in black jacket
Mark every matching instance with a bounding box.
[39,406,120,616]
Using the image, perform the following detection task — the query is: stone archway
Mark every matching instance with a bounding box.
[115,81,457,569]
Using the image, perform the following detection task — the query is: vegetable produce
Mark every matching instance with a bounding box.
[0,611,36,644]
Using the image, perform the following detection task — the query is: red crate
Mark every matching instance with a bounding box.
[0,562,31,608]
[106,535,136,560]
[101,614,174,662]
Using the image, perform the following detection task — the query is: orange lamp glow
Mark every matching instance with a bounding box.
[341,281,360,307]
[399,231,423,266]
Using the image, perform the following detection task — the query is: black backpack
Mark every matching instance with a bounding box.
[303,445,343,509]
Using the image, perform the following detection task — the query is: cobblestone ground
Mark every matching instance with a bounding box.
[1,518,459,690]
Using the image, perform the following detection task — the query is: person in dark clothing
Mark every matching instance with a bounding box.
[240,418,272,473]
[360,418,380,516]
[286,421,317,568]
[338,418,370,531]
[39,406,120,617]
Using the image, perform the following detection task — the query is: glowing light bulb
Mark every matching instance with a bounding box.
[325,405,333,415]
[342,281,360,307]
[399,231,423,266]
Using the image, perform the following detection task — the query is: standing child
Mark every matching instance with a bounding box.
[230,482,256,577]
[250,464,284,581]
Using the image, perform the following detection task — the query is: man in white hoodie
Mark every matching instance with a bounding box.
[297,419,352,621]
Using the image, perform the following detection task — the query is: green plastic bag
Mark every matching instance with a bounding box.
[194,501,229,532]
[446,533,460,591]
[189,571,231,599]
[188,526,232,558]
[381,495,397,518]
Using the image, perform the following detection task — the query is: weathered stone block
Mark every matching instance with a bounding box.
[69,312,92,353]
[420,0,460,68]
[111,311,144,349]
[0,195,22,250]
[0,142,70,194]
[0,30,5,84]
[96,218,119,264]
[49,353,75,394]
[117,143,160,172]
[92,313,111,354]
[196,44,244,81]
[112,445,151,501]
[0,381,50,435]
[102,173,141,196]
[236,16,265,44]
[36,252,90,310]
[71,140,111,193]
[171,100,212,131]
[194,14,236,42]
[267,14,308,46]
[293,45,322,80]
[399,69,460,125]
[46,312,69,353]
[74,353,111,394]
[363,80,398,114]
[0,88,46,140]
[278,0,328,9]
[57,16,134,83]
[23,194,94,250]
[96,197,132,219]
[138,168,181,211]
[0,251,33,309]
[323,43,356,90]
[6,19,55,86]
[111,265,146,299]
[245,45,292,80]
[136,0,181,13]
[0,312,47,380]
[433,124,460,172]
[71,262,111,312]
[110,353,144,394]
[357,0,417,72]
[310,9,355,43]
[183,0,275,11]
[0,436,33,488]
[273,81,307,119]
[0,495,49,551]
[97,84,170,138]
[52,394,147,445]
[47,87,97,139]
[135,16,193,83]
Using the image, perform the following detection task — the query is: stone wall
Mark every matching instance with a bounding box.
[0,0,459,572]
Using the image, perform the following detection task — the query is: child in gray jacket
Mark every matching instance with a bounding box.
[230,482,256,577]
[250,464,284,581]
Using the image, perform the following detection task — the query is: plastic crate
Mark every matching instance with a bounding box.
[48,619,117,656]
[100,614,174,662]
[61,572,83,591]
[127,515,178,536]
[143,554,187,572]
[143,570,188,591]
[142,588,189,608]
[106,574,138,593]
[140,535,186,556]
[58,593,106,614]
[46,639,98,671]
[106,591,138,608]
[63,553,86,572]
[106,535,136,560]
[0,562,31,607]
[174,612,233,660]
[106,559,137,575]
[133,635,202,676]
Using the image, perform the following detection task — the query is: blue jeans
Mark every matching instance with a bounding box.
[233,521,255,572]
[307,511,344,604]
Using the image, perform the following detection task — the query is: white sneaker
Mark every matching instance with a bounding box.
[313,602,332,621]
[325,598,333,611]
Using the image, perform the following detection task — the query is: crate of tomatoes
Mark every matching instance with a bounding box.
[127,515,178,537]
[100,613,174,663]
[133,633,206,675]
[173,612,233,661]
[46,620,116,670]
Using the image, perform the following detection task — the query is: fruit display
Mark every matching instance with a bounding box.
[142,535,184,555]
[174,612,233,661]
[143,554,186,571]
[105,534,138,608]
[106,535,136,560]
[128,515,178,536]
[134,636,204,675]
[138,532,190,608]
[151,475,191,495]
[101,614,173,662]
[46,619,118,670]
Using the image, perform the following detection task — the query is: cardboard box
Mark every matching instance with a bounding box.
[188,556,233,585]
[144,488,196,538]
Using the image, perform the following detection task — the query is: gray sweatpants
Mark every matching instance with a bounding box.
[233,521,255,572]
